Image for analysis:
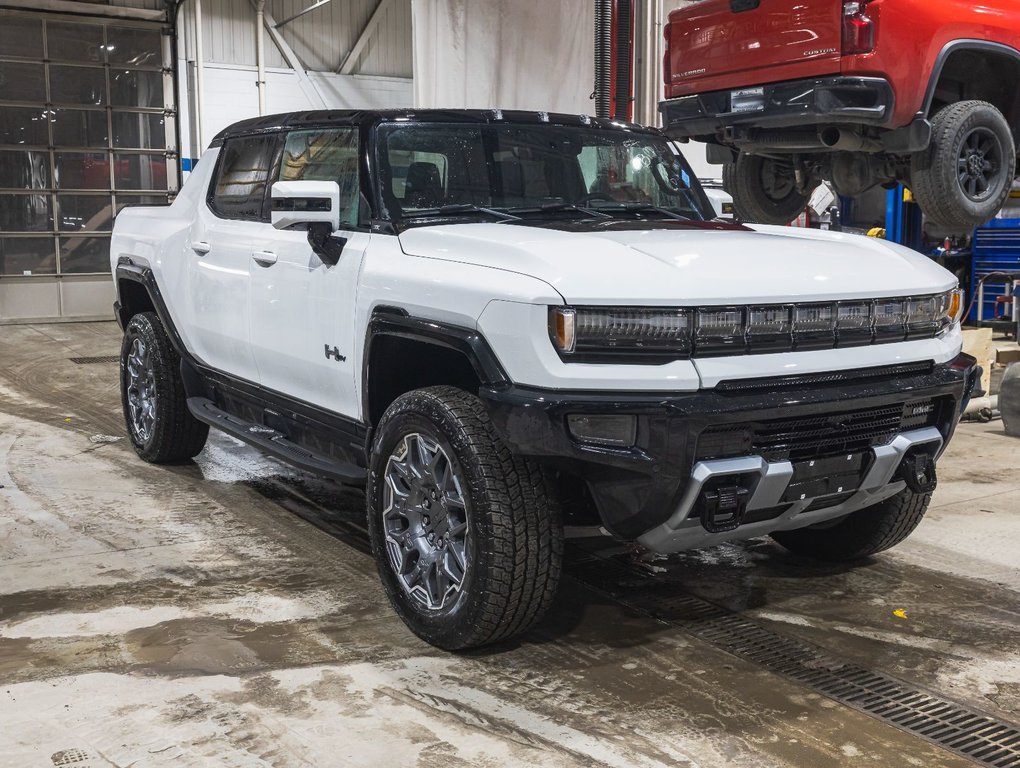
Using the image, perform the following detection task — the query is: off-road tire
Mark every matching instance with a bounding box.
[771,487,932,561]
[1001,362,1020,437]
[910,100,1016,230]
[120,312,208,463]
[366,386,562,650]
[728,152,815,225]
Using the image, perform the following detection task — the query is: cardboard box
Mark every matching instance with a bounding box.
[996,348,1020,366]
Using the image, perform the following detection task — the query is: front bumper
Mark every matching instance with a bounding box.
[481,354,976,551]
[660,75,895,139]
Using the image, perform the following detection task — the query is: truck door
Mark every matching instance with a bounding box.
[187,135,277,383]
[248,126,366,420]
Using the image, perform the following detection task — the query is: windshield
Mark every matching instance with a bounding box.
[376,122,712,227]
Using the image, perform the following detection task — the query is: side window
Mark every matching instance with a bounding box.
[279,128,360,228]
[210,135,276,221]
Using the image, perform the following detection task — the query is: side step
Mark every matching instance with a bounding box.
[187,397,367,485]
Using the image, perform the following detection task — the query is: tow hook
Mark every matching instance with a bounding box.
[698,482,752,533]
[897,450,937,494]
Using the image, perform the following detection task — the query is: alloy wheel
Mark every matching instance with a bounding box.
[957,126,1003,202]
[382,432,469,610]
[126,337,156,443]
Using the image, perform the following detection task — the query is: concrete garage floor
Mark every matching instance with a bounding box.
[0,322,1017,768]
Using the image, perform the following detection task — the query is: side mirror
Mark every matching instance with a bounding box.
[271,180,341,231]
[271,180,347,266]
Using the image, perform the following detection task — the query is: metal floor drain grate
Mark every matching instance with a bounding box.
[567,550,1020,767]
[69,355,119,365]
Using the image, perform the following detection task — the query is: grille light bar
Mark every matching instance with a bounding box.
[549,290,961,360]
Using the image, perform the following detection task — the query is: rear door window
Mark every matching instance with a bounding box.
[209,135,277,221]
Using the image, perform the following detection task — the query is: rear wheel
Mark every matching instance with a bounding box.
[728,152,815,224]
[120,312,208,463]
[771,487,931,561]
[910,100,1016,230]
[366,386,562,650]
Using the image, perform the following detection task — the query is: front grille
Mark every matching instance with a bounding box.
[697,399,940,462]
[714,361,934,393]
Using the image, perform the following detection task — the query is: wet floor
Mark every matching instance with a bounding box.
[0,321,1017,767]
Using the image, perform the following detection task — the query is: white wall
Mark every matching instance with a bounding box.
[175,0,414,161]
[178,62,412,158]
[411,0,595,114]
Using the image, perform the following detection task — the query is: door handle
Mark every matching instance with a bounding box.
[192,241,211,255]
[252,250,278,267]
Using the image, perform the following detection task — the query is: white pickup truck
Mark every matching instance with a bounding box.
[111,109,975,650]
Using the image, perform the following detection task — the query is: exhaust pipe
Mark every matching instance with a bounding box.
[735,129,827,151]
[819,127,883,152]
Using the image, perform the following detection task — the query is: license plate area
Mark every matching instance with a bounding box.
[730,87,765,113]
[781,452,871,503]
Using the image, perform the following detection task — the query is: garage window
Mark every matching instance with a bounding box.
[0,10,173,279]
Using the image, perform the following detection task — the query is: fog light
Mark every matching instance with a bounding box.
[567,414,637,447]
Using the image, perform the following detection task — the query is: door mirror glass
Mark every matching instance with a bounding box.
[270,180,341,232]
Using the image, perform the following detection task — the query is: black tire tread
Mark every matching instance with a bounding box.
[729,152,814,225]
[368,386,562,649]
[771,487,931,562]
[121,312,208,463]
[910,100,1016,230]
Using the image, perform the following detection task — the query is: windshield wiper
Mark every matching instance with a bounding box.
[588,202,694,221]
[506,202,613,220]
[403,204,520,222]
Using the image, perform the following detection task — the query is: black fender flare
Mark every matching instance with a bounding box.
[921,40,1020,125]
[361,308,511,426]
[114,259,190,361]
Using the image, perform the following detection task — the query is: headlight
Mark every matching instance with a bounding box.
[934,288,964,333]
[549,307,692,358]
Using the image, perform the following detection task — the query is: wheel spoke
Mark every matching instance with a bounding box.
[382,431,470,611]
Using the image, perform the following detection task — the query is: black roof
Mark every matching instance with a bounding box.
[211,108,659,144]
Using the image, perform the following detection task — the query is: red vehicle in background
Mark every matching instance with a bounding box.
[660,0,1020,229]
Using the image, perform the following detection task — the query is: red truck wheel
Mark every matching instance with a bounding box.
[727,152,816,225]
[910,100,1016,230]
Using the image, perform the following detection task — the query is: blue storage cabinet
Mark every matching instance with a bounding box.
[969,219,1020,323]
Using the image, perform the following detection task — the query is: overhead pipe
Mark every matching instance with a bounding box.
[593,0,612,118]
[255,0,267,114]
[193,0,205,151]
[612,0,635,121]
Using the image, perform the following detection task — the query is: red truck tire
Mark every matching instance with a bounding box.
[910,100,1017,231]
[724,154,819,226]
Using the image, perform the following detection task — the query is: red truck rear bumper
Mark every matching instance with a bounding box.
[660,75,895,139]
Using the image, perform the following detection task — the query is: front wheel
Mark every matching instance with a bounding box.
[366,386,562,650]
[770,487,931,561]
[726,152,815,225]
[910,100,1016,230]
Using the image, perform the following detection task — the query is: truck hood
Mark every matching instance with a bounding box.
[397,222,957,305]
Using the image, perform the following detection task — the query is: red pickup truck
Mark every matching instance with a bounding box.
[660,0,1020,229]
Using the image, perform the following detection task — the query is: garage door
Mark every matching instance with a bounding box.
[0,9,175,322]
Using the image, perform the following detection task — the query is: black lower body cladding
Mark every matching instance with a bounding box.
[480,354,976,541]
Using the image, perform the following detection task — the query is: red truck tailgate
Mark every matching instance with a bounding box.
[665,0,843,97]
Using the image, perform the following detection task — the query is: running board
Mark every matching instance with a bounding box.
[187,397,367,485]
